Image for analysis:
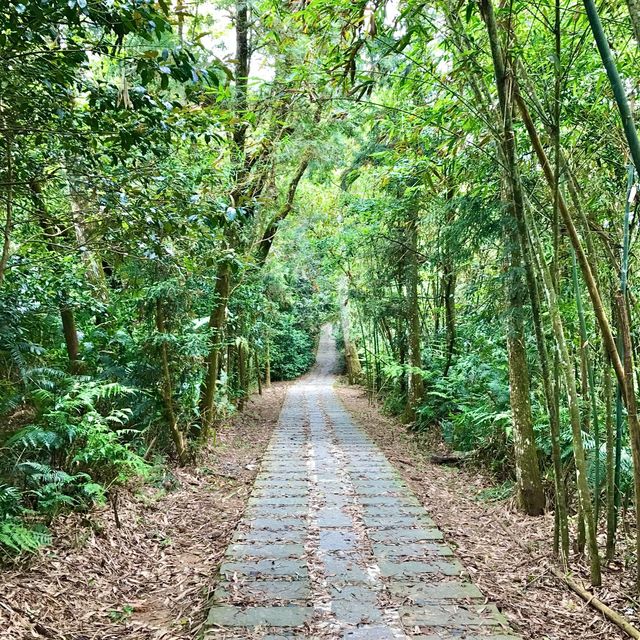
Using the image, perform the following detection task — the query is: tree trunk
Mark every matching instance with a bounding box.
[442,237,456,377]
[605,354,616,560]
[479,0,545,518]
[341,288,361,384]
[232,0,249,157]
[583,0,640,174]
[265,339,271,388]
[200,261,231,437]
[616,292,640,589]
[515,85,626,390]
[255,350,262,395]
[66,167,107,295]
[156,299,188,464]
[0,134,13,288]
[628,0,640,44]
[516,84,640,586]
[506,223,545,516]
[237,340,248,411]
[572,251,602,525]
[405,212,423,421]
[256,158,310,265]
[29,180,83,372]
[526,237,570,560]
[529,214,602,585]
[60,305,81,373]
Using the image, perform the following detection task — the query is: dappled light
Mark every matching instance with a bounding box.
[3,0,640,638]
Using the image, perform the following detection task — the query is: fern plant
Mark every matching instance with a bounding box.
[0,519,52,556]
[6,377,148,520]
[0,484,51,557]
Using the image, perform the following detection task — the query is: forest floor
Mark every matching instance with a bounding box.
[2,373,637,640]
[334,382,634,640]
[0,382,289,640]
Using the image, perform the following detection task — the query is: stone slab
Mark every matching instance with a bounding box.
[400,603,507,627]
[254,480,309,488]
[233,529,306,544]
[316,507,353,528]
[226,543,305,559]
[253,487,309,497]
[378,558,464,578]
[342,627,398,639]
[332,585,381,624]
[359,495,420,507]
[220,559,308,579]
[322,554,370,583]
[362,514,435,529]
[214,579,310,603]
[319,530,359,552]
[246,505,308,518]
[248,517,307,531]
[390,580,483,602]
[372,542,453,558]
[369,528,444,543]
[414,636,521,640]
[207,605,312,627]
[248,496,308,506]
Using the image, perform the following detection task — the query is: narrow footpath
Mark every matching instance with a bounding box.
[207,326,520,640]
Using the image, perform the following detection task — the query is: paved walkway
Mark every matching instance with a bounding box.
[207,326,521,640]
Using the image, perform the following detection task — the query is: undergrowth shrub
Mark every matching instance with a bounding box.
[410,334,514,477]
[0,484,52,556]
[269,314,317,380]
[0,372,148,557]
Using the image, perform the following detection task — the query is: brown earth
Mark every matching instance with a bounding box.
[0,382,289,640]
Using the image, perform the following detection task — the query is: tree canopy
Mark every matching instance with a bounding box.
[5,0,640,610]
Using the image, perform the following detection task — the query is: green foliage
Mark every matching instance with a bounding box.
[0,519,52,556]
[0,484,52,556]
[0,0,339,554]
[270,314,317,380]
[407,331,514,476]
[0,374,147,550]
[476,481,515,504]
[4,0,637,579]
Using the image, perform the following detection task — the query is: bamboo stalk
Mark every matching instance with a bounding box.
[582,0,640,174]
[550,567,640,639]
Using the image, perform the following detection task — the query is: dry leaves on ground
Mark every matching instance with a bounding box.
[335,382,637,640]
[0,383,289,640]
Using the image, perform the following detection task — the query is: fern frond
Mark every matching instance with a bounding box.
[16,462,74,486]
[0,519,51,555]
[7,425,62,451]
[0,484,22,516]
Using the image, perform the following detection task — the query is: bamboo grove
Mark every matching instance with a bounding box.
[303,0,640,590]
[3,0,640,598]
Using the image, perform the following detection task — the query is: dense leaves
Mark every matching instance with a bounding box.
[4,0,640,605]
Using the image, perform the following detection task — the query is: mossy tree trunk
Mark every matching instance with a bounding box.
[156,299,188,465]
[479,0,545,518]
[405,211,423,421]
[341,290,362,385]
[199,261,231,437]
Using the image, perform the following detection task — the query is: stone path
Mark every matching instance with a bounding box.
[207,326,521,640]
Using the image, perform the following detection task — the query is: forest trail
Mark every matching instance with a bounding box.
[206,325,520,639]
